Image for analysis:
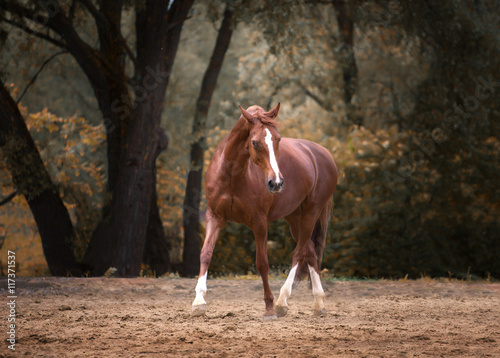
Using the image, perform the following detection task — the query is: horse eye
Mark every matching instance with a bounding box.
[252,140,258,148]
[278,137,281,142]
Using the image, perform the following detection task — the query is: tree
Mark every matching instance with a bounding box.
[0,0,195,276]
[143,128,170,276]
[84,0,195,277]
[182,3,235,277]
[0,80,81,276]
[332,0,359,125]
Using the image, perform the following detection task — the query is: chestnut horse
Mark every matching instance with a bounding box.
[191,103,338,320]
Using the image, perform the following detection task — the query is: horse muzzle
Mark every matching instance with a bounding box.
[266,177,284,193]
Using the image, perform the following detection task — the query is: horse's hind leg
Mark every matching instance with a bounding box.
[277,209,326,316]
[276,210,319,316]
[308,262,326,316]
[191,209,223,317]
[276,243,325,316]
[308,203,331,316]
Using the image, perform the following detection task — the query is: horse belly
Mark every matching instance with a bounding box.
[267,191,308,221]
[267,168,313,221]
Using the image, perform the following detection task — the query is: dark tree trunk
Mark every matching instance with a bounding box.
[182,5,235,277]
[70,1,171,274]
[332,0,361,125]
[84,0,194,277]
[182,142,204,277]
[143,187,171,276]
[95,0,128,191]
[143,129,170,276]
[0,82,81,276]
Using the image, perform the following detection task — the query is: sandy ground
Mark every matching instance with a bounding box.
[1,276,499,357]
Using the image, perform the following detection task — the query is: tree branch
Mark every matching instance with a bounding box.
[0,16,66,48]
[0,1,119,128]
[0,190,17,206]
[17,50,68,104]
[297,81,332,111]
[1,0,100,67]
[0,1,51,29]
[68,0,77,23]
[78,0,136,66]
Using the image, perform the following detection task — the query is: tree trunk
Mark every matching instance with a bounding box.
[84,0,194,277]
[68,2,171,274]
[0,82,81,276]
[182,142,204,277]
[143,129,170,276]
[182,5,235,277]
[332,0,361,125]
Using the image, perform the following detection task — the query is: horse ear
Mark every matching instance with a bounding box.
[264,102,280,119]
[239,105,255,124]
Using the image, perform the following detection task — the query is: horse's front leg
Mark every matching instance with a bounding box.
[191,210,223,317]
[253,222,277,320]
[275,263,298,317]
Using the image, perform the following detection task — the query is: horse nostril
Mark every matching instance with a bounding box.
[267,180,274,188]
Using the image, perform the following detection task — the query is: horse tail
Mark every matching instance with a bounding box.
[312,198,333,270]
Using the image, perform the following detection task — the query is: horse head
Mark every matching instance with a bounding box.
[239,103,284,193]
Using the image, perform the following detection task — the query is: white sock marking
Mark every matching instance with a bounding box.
[277,264,298,307]
[264,128,281,183]
[192,272,207,306]
[308,265,325,298]
[308,264,326,313]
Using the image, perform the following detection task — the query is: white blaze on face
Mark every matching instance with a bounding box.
[264,128,281,183]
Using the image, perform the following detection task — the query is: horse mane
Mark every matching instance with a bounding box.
[257,115,280,128]
[247,105,281,128]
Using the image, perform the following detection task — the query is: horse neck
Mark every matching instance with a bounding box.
[222,117,251,172]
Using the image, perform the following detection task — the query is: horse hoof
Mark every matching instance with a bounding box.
[191,304,206,317]
[314,308,327,316]
[275,305,288,317]
[263,314,278,321]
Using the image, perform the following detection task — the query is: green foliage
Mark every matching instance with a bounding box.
[325,121,500,278]
[26,107,106,262]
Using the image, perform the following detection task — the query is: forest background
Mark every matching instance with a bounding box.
[0,0,498,280]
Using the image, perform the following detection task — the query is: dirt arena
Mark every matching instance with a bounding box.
[1,276,499,357]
